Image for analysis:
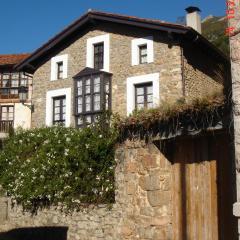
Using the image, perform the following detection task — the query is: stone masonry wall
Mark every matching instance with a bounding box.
[31,23,183,127]
[183,43,225,101]
[0,140,173,240]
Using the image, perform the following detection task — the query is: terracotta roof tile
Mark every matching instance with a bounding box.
[0,53,31,66]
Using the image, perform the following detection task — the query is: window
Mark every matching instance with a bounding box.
[94,43,104,70]
[126,73,160,115]
[74,70,111,127]
[51,54,68,81]
[1,106,14,121]
[139,45,148,64]
[86,34,110,72]
[57,62,63,79]
[131,36,154,65]
[46,88,71,127]
[135,83,153,110]
[0,72,30,99]
[53,96,66,125]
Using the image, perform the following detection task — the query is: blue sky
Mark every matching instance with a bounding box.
[0,0,226,54]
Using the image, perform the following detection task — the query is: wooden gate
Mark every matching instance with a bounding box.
[171,134,237,240]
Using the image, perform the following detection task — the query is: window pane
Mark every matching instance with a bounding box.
[141,55,147,64]
[20,79,27,86]
[105,94,109,110]
[147,102,153,109]
[147,94,153,102]
[137,103,144,109]
[55,107,60,114]
[137,95,144,104]
[105,82,109,94]
[147,86,153,94]
[94,42,104,69]
[94,76,100,93]
[86,115,92,124]
[54,100,60,107]
[77,80,83,95]
[85,95,91,111]
[2,80,9,87]
[55,114,60,121]
[77,117,83,125]
[136,87,144,95]
[12,79,19,87]
[2,74,10,79]
[85,79,91,94]
[12,73,19,79]
[94,94,100,111]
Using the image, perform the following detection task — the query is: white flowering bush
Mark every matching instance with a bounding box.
[0,116,118,212]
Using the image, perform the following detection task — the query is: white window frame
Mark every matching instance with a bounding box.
[46,88,71,127]
[126,73,159,115]
[86,34,110,72]
[131,36,154,66]
[51,54,68,81]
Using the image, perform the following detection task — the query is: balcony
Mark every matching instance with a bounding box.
[0,120,13,138]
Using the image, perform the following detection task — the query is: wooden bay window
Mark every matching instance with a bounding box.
[74,68,111,127]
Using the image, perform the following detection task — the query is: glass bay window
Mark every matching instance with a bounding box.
[74,68,111,127]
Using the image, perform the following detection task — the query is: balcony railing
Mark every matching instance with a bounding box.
[0,121,14,133]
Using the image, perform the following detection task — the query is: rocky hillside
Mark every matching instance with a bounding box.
[202,16,229,56]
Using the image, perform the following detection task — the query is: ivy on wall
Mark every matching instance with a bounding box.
[0,115,118,212]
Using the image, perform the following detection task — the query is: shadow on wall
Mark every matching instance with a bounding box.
[0,227,68,240]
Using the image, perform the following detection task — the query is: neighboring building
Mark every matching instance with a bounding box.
[15,9,229,128]
[0,54,32,137]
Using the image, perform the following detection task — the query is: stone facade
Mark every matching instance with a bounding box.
[31,23,184,127]
[0,140,173,240]
[31,22,228,128]
[183,42,226,100]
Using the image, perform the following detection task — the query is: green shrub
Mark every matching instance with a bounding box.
[0,116,118,212]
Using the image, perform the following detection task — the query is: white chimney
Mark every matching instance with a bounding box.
[185,6,202,34]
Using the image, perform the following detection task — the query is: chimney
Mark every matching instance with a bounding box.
[185,6,202,34]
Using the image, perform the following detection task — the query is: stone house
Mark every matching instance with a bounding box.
[0,8,237,240]
[15,9,228,128]
[0,54,32,138]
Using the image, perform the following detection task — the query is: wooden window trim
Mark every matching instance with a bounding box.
[0,105,14,121]
[57,62,64,79]
[74,73,111,127]
[53,96,66,125]
[135,82,153,110]
[139,44,148,64]
[94,42,104,70]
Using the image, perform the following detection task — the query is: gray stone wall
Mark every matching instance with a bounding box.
[183,43,225,100]
[0,140,173,240]
[31,23,183,127]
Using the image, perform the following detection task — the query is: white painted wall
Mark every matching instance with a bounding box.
[14,103,31,129]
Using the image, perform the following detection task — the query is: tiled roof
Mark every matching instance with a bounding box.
[0,53,31,66]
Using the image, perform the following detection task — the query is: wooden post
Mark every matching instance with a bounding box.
[229,0,240,238]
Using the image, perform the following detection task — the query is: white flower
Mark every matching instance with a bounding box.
[99,135,102,138]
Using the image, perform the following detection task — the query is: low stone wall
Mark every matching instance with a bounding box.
[0,141,173,240]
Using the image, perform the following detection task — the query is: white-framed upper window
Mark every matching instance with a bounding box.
[126,73,159,115]
[131,36,154,66]
[51,54,68,81]
[46,88,71,127]
[86,34,110,72]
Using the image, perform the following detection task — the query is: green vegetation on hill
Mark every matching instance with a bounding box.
[202,16,230,57]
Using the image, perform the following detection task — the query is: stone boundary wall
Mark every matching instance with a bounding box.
[0,141,173,240]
